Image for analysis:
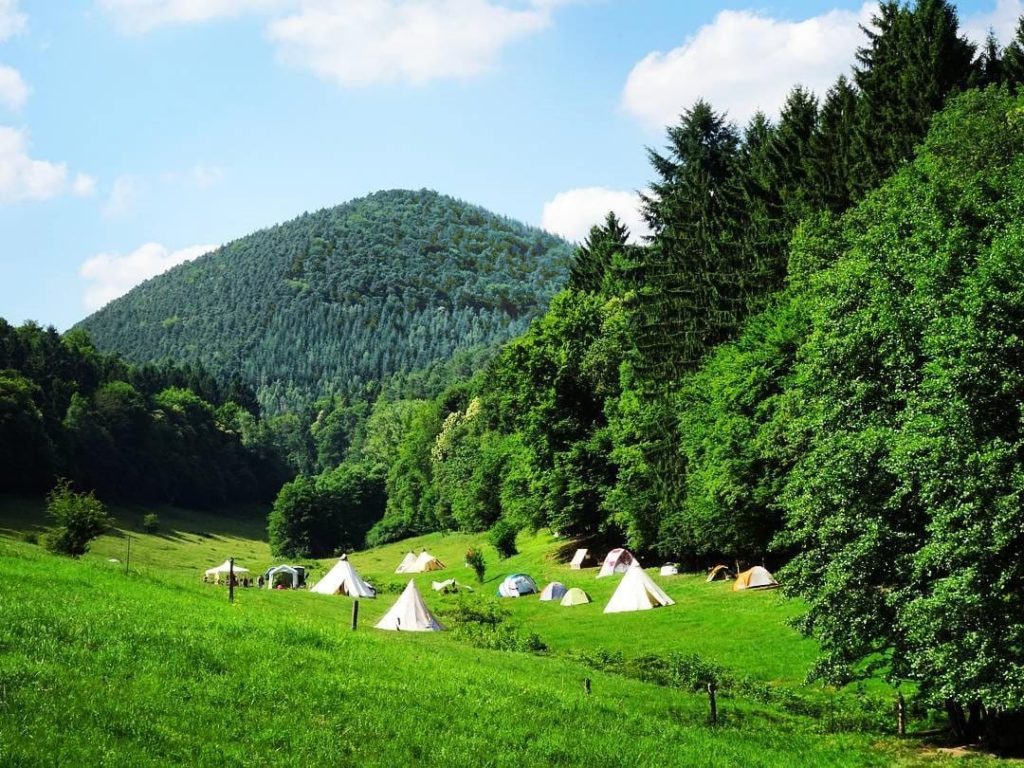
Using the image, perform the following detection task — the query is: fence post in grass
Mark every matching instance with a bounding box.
[897,692,906,737]
[707,682,718,726]
[229,557,235,604]
[351,599,359,630]
[583,678,591,695]
[125,535,131,576]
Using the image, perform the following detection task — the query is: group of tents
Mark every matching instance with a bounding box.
[205,545,779,634]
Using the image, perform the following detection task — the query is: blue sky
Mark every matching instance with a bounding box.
[0,0,1014,329]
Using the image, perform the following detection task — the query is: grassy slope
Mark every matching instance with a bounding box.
[0,496,1003,766]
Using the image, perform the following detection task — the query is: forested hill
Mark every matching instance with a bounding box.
[76,190,573,412]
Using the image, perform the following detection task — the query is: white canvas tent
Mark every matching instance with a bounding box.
[376,580,444,632]
[395,552,417,574]
[659,564,678,576]
[310,558,376,597]
[205,559,249,576]
[265,564,304,588]
[539,582,568,601]
[403,551,445,573]
[569,548,591,569]
[431,579,472,593]
[604,564,675,614]
[598,548,637,578]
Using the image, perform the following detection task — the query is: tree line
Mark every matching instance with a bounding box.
[0,320,290,508]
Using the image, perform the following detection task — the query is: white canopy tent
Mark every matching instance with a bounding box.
[598,548,637,578]
[310,558,376,597]
[604,564,675,614]
[376,580,444,632]
[205,559,249,576]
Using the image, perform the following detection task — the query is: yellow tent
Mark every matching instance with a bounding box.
[733,566,779,591]
[560,587,591,606]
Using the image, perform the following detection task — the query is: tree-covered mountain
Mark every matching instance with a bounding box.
[77,190,573,413]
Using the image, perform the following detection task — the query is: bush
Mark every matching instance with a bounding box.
[489,519,518,559]
[19,531,39,545]
[44,479,112,557]
[465,548,485,583]
[142,513,159,533]
[443,597,547,653]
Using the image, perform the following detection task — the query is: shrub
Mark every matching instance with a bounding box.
[443,596,547,653]
[142,513,159,533]
[19,531,39,545]
[44,479,112,557]
[465,547,486,583]
[489,519,518,559]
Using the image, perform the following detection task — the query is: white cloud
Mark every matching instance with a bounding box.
[98,0,287,34]
[541,187,649,244]
[190,163,224,187]
[73,173,97,197]
[964,0,1023,44]
[0,126,93,203]
[0,64,27,110]
[0,0,26,41]
[80,242,216,311]
[622,3,874,129]
[103,174,142,217]
[267,0,557,87]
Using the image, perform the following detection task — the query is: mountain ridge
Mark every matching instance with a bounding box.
[77,189,573,412]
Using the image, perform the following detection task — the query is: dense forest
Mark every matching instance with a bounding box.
[77,190,573,414]
[0,320,289,506]
[268,2,1024,747]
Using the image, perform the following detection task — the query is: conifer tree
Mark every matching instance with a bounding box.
[852,0,976,197]
[1002,17,1024,86]
[808,76,860,214]
[568,212,632,295]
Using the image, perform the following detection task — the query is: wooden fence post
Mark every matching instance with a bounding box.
[584,678,591,695]
[707,682,718,725]
[229,557,235,604]
[351,600,359,630]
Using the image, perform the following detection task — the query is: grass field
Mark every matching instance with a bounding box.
[0,495,1009,767]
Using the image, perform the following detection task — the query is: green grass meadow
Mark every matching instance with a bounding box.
[0,495,1008,766]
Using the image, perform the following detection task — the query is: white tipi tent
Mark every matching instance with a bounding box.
[395,552,417,574]
[310,558,376,598]
[375,580,445,632]
[604,564,675,614]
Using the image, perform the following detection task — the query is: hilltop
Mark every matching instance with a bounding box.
[76,190,573,412]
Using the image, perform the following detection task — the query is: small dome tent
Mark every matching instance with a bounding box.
[395,552,417,574]
[706,565,731,582]
[310,558,376,597]
[560,587,591,607]
[659,564,678,576]
[598,548,637,578]
[604,564,675,614]
[733,566,779,591]
[539,582,568,601]
[497,573,538,597]
[376,580,444,632]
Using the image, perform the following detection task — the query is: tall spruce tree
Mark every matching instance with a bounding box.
[568,212,632,295]
[1002,17,1024,87]
[636,99,751,382]
[808,76,860,214]
[852,0,976,197]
